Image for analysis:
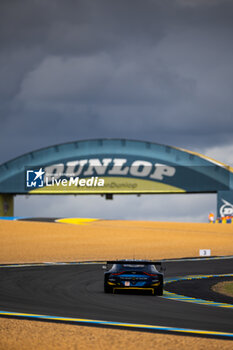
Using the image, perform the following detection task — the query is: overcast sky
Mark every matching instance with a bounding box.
[1,0,233,221]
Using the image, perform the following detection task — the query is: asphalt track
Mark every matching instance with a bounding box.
[0,258,233,339]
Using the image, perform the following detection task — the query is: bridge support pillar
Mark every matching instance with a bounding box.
[0,194,14,216]
[217,191,233,219]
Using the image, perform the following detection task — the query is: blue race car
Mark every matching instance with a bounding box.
[103,260,164,295]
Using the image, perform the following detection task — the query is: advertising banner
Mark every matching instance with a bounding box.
[0,140,231,195]
[217,191,233,218]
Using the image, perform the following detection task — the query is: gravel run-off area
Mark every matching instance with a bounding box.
[0,219,233,349]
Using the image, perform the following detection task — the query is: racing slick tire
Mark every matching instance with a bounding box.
[154,285,163,296]
[104,284,113,293]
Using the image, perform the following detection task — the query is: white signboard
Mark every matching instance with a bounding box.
[199,249,211,257]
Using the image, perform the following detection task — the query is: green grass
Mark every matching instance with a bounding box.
[212,281,233,298]
[224,282,233,297]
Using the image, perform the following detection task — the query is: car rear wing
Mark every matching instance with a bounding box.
[103,260,166,272]
[106,260,162,266]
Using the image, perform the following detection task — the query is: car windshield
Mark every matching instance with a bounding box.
[114,263,156,273]
[123,264,145,268]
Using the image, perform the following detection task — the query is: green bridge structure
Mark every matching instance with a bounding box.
[0,139,232,219]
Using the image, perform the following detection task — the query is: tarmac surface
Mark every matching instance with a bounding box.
[0,258,233,337]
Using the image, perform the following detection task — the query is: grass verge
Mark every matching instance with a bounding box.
[212,281,233,298]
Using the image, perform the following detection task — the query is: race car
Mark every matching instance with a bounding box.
[103,260,164,295]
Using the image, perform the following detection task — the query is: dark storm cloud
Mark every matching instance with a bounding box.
[1,0,233,163]
[0,0,166,54]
